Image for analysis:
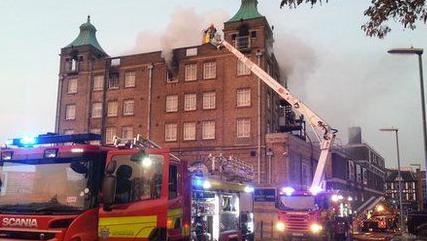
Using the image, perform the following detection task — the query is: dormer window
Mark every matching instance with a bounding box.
[71,59,78,71]
[111,58,121,66]
[65,54,80,74]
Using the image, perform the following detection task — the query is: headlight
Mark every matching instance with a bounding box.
[275,222,286,232]
[310,223,323,234]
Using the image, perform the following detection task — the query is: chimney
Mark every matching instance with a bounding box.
[348,127,362,144]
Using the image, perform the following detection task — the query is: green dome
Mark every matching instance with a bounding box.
[65,16,106,55]
[228,0,263,22]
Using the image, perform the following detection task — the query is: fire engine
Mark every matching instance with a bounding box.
[0,133,254,241]
[209,33,352,240]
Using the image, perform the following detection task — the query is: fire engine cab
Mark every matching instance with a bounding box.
[275,187,352,241]
[0,133,254,241]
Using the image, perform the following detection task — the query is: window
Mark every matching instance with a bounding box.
[202,121,215,140]
[363,168,368,185]
[165,123,178,142]
[184,94,197,111]
[237,119,251,138]
[169,165,179,199]
[123,100,135,116]
[185,64,197,81]
[111,154,163,203]
[122,126,133,139]
[67,78,78,94]
[111,58,120,66]
[108,73,119,89]
[65,104,76,120]
[183,122,196,141]
[203,92,216,110]
[348,163,356,181]
[167,71,177,83]
[166,95,178,112]
[356,165,362,183]
[203,62,216,79]
[66,57,79,72]
[237,88,251,107]
[237,60,251,76]
[107,101,118,117]
[251,31,257,38]
[186,48,198,56]
[64,129,74,135]
[105,127,116,144]
[124,71,136,88]
[91,102,102,118]
[93,75,104,91]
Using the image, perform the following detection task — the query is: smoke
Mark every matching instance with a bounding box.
[130,7,229,68]
[274,33,318,91]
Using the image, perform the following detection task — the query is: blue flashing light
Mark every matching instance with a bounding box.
[281,187,295,196]
[20,136,37,146]
[192,177,211,189]
[192,177,204,188]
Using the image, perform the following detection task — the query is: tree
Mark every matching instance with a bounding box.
[280,0,427,38]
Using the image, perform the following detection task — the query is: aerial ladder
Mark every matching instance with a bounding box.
[215,39,337,193]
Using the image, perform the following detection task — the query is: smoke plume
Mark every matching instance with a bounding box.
[274,33,318,91]
[130,7,229,68]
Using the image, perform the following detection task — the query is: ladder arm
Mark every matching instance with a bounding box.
[219,40,336,191]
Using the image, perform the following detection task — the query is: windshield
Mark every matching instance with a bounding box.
[278,195,318,211]
[0,158,101,214]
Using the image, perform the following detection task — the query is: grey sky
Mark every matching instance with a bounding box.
[0,0,426,169]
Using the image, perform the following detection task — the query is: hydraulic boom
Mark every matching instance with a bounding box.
[218,40,336,192]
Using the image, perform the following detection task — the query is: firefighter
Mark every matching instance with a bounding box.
[203,24,217,44]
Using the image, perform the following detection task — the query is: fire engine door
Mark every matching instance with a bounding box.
[99,149,170,240]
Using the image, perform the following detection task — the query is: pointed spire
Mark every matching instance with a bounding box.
[228,0,263,22]
[65,16,107,55]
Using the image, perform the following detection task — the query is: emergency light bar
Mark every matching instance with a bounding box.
[10,133,102,147]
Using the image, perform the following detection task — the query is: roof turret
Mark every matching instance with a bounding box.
[227,0,264,22]
[65,16,107,55]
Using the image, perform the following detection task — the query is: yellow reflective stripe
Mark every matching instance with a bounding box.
[167,208,183,229]
[167,208,183,218]
[98,216,157,238]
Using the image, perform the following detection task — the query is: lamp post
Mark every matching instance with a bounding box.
[387,48,427,208]
[380,128,404,230]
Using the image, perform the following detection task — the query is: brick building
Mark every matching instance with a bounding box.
[55,0,306,184]
[385,169,418,213]
[342,127,386,204]
[385,168,426,212]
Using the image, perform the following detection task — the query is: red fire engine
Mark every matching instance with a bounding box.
[275,188,352,241]
[0,133,254,241]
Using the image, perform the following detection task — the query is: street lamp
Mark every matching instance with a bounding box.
[380,128,404,230]
[387,47,427,209]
